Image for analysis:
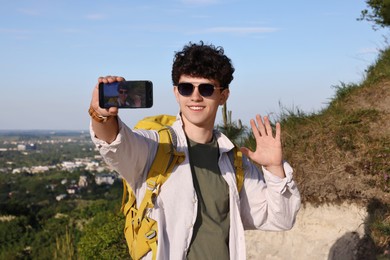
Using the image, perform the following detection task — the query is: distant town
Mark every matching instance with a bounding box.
[0,130,128,259]
[0,130,120,202]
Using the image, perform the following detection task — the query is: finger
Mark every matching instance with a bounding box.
[275,122,281,141]
[264,116,273,137]
[98,75,125,83]
[250,119,261,139]
[256,114,267,136]
[107,76,117,83]
[108,106,119,116]
[99,75,112,83]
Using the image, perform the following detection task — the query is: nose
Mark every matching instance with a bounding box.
[190,85,203,101]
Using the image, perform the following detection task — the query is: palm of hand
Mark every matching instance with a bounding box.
[241,115,283,168]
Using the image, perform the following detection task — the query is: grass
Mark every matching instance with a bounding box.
[220,46,390,256]
[273,47,390,255]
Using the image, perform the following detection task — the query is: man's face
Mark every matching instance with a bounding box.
[174,75,229,130]
[118,88,128,101]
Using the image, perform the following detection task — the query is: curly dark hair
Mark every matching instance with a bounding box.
[171,41,235,89]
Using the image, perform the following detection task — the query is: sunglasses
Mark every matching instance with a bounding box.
[177,83,223,97]
[119,90,128,94]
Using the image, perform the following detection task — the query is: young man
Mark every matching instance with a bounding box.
[89,42,301,260]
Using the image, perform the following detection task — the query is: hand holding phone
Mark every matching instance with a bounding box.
[99,80,153,109]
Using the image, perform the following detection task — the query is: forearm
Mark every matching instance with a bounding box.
[91,115,119,144]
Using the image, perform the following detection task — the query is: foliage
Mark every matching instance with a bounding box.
[366,199,390,255]
[278,44,390,255]
[217,103,248,146]
[0,216,31,254]
[0,145,125,260]
[78,211,129,259]
[359,0,390,29]
[54,225,77,259]
[1,39,390,256]
[364,47,390,85]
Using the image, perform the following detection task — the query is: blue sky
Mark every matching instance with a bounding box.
[0,0,386,130]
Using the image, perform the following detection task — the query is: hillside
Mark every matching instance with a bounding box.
[279,47,390,254]
[283,80,389,205]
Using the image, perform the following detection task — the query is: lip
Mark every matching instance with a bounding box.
[188,105,205,111]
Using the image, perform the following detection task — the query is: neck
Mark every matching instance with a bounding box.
[185,128,213,144]
[182,123,214,144]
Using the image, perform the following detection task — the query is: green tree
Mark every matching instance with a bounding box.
[53,225,77,260]
[359,0,390,29]
[78,211,129,259]
[217,103,247,146]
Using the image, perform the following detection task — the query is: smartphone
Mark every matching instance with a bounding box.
[99,80,153,109]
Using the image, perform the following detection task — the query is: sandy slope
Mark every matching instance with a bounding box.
[245,203,372,259]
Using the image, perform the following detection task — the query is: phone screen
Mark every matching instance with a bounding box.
[99,80,153,109]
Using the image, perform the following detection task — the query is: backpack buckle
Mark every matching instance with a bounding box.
[145,230,157,240]
[147,180,157,191]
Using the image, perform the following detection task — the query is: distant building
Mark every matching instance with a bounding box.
[17,144,26,151]
[17,144,36,151]
[61,161,80,171]
[78,175,88,188]
[12,167,30,174]
[85,161,99,171]
[95,173,116,185]
[66,186,78,194]
[31,166,49,174]
[56,194,67,201]
[26,144,37,150]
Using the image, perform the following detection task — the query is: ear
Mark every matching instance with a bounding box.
[219,88,230,105]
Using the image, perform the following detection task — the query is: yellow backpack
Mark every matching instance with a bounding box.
[120,114,244,260]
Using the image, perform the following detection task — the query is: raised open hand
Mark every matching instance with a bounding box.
[240,115,285,178]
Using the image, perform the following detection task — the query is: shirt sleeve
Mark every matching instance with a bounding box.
[89,117,159,191]
[239,160,301,231]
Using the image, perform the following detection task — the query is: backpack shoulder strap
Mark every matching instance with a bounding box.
[122,126,185,260]
[228,145,244,193]
[134,126,185,220]
[144,127,184,188]
[120,126,184,214]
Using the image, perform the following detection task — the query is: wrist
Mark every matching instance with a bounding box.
[264,163,285,178]
[88,106,113,123]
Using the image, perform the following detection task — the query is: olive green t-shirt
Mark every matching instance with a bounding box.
[186,137,230,260]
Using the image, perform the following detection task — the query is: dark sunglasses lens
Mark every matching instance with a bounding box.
[178,83,194,96]
[198,84,215,97]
